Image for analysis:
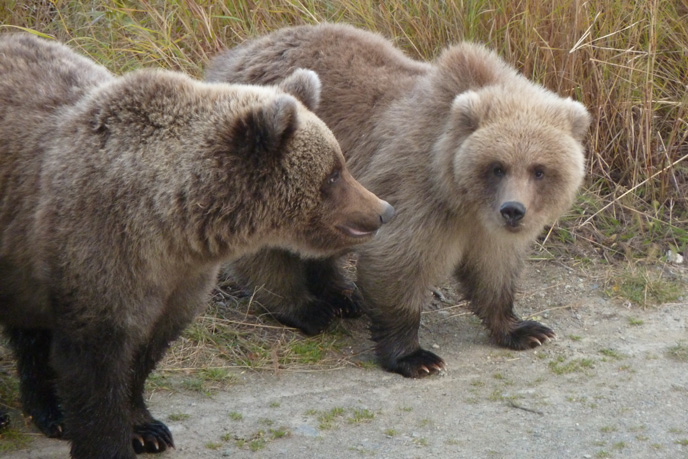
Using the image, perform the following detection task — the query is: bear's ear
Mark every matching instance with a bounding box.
[564,99,592,143]
[227,95,299,159]
[449,90,488,137]
[278,68,321,111]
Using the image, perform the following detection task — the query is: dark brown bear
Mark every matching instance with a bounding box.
[206,23,590,378]
[0,33,392,458]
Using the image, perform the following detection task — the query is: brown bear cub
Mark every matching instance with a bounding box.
[0,33,393,458]
[206,23,591,378]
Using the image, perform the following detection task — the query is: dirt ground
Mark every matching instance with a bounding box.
[2,259,687,458]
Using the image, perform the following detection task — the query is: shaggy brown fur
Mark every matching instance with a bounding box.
[206,23,591,378]
[0,33,392,458]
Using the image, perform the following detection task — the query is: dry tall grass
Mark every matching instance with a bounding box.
[1,0,687,257]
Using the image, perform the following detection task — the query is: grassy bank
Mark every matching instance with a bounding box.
[1,0,686,255]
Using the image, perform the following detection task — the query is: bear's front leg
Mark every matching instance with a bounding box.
[129,342,174,454]
[51,327,137,459]
[455,251,555,349]
[127,309,198,454]
[357,252,446,378]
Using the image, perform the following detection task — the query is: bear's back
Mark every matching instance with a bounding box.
[207,23,431,170]
[0,34,113,200]
[0,35,113,276]
[0,34,112,118]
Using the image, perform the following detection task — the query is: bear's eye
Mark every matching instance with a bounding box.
[534,168,545,180]
[493,165,505,177]
[327,169,341,185]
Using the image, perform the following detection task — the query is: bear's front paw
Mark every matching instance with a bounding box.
[132,420,174,454]
[498,320,555,350]
[387,349,446,378]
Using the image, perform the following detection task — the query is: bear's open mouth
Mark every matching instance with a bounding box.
[337,224,377,238]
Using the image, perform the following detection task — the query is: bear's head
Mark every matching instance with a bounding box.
[78,68,393,259]
[437,84,590,239]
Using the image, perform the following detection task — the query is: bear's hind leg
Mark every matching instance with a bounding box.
[455,254,555,350]
[6,327,64,438]
[232,249,345,335]
[305,256,363,320]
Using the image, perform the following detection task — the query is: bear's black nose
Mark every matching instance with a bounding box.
[500,201,526,226]
[379,201,395,224]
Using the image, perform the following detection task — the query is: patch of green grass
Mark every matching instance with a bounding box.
[269,401,281,408]
[312,407,346,430]
[205,441,222,450]
[599,349,625,360]
[675,439,688,446]
[181,377,207,393]
[569,335,583,341]
[168,412,190,422]
[232,427,289,451]
[259,418,274,426]
[144,372,172,391]
[249,437,267,452]
[548,356,595,375]
[399,406,413,412]
[220,433,233,442]
[413,437,429,447]
[606,270,682,307]
[228,411,243,421]
[595,450,611,458]
[269,427,289,439]
[287,340,324,364]
[347,408,375,424]
[384,428,398,437]
[199,367,234,383]
[0,429,32,453]
[628,317,644,326]
[666,343,688,362]
[357,360,378,370]
[600,425,618,433]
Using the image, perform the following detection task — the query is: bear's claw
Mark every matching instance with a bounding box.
[498,320,555,350]
[132,420,174,454]
[29,407,65,439]
[388,349,446,378]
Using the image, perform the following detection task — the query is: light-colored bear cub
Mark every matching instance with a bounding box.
[206,23,590,378]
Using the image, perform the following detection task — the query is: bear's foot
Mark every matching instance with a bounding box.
[496,320,555,350]
[322,285,364,319]
[31,408,65,439]
[386,349,446,378]
[274,303,336,336]
[22,395,65,439]
[132,420,174,454]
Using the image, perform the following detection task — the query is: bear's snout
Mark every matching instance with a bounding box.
[379,200,395,224]
[500,201,526,227]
